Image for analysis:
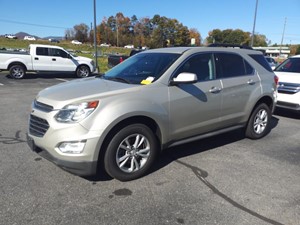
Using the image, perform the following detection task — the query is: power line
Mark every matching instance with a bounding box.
[0,18,69,29]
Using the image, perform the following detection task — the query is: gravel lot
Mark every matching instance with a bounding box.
[0,72,299,225]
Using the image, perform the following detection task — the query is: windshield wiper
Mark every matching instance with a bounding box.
[108,77,131,84]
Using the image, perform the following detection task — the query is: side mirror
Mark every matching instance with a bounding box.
[170,72,198,85]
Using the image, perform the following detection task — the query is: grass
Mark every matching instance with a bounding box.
[0,37,131,73]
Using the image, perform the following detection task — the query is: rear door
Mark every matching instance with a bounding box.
[214,52,260,126]
[33,47,53,71]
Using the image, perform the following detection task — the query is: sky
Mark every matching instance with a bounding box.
[0,0,299,45]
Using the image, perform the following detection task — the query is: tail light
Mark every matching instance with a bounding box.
[274,75,279,86]
[119,57,124,63]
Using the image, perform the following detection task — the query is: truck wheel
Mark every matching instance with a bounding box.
[104,124,159,181]
[245,103,271,139]
[76,65,90,78]
[9,65,26,79]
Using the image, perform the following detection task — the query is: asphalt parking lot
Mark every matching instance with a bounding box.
[0,72,299,225]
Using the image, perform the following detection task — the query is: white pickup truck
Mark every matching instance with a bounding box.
[0,44,96,79]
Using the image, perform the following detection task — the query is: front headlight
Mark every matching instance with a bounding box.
[55,101,99,123]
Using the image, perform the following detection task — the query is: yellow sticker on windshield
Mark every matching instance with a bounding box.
[141,76,154,85]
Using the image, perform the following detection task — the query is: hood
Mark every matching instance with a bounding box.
[37,77,138,107]
[274,71,300,84]
[73,55,91,62]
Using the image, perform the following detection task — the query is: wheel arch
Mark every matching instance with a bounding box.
[76,63,91,72]
[252,95,274,113]
[8,62,27,71]
[97,115,162,167]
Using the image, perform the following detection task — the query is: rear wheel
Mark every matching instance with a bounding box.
[9,65,26,79]
[76,65,90,78]
[246,103,271,139]
[104,124,159,181]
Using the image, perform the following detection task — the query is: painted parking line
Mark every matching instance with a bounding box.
[0,83,4,86]
[55,78,69,82]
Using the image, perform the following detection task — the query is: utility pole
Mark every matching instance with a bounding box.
[251,0,259,47]
[116,16,119,47]
[93,0,98,73]
[279,17,287,56]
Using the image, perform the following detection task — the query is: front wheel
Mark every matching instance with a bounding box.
[9,65,26,79]
[245,103,271,139]
[104,124,159,181]
[76,65,90,78]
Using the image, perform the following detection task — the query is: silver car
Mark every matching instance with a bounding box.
[27,46,278,181]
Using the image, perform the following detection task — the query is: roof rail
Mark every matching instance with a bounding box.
[208,43,253,50]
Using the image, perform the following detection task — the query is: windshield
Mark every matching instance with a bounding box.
[274,58,300,73]
[103,52,180,84]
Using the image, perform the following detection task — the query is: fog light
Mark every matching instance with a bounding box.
[58,141,86,154]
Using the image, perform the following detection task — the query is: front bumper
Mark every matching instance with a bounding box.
[276,92,300,111]
[27,133,98,176]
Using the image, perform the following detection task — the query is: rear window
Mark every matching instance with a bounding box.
[249,54,273,72]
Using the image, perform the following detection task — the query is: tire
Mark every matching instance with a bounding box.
[245,103,271,139]
[76,65,90,78]
[104,124,159,181]
[9,65,26,79]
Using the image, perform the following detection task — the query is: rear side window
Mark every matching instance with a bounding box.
[249,54,273,72]
[36,47,49,56]
[215,53,254,78]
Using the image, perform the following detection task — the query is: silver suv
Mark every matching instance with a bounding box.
[27,46,278,181]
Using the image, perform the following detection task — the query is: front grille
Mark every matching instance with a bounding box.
[278,82,300,94]
[29,115,49,137]
[34,100,53,112]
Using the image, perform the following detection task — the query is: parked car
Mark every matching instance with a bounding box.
[71,40,82,45]
[27,45,277,181]
[49,38,60,43]
[107,48,145,68]
[100,43,111,47]
[5,34,17,39]
[0,44,95,79]
[124,44,134,49]
[273,55,300,112]
[24,36,36,41]
[265,56,277,70]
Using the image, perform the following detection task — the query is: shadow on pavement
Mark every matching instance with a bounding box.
[87,116,279,182]
[274,108,299,120]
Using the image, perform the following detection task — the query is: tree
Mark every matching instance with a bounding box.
[294,45,300,55]
[206,29,267,46]
[65,28,75,40]
[73,23,89,43]
[206,29,223,44]
[189,28,202,46]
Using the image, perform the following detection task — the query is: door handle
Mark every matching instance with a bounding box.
[34,57,39,60]
[247,79,255,85]
[209,86,222,93]
[52,58,56,61]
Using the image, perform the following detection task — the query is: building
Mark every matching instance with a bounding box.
[253,46,290,58]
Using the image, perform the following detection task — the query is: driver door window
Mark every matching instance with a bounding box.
[175,53,215,81]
